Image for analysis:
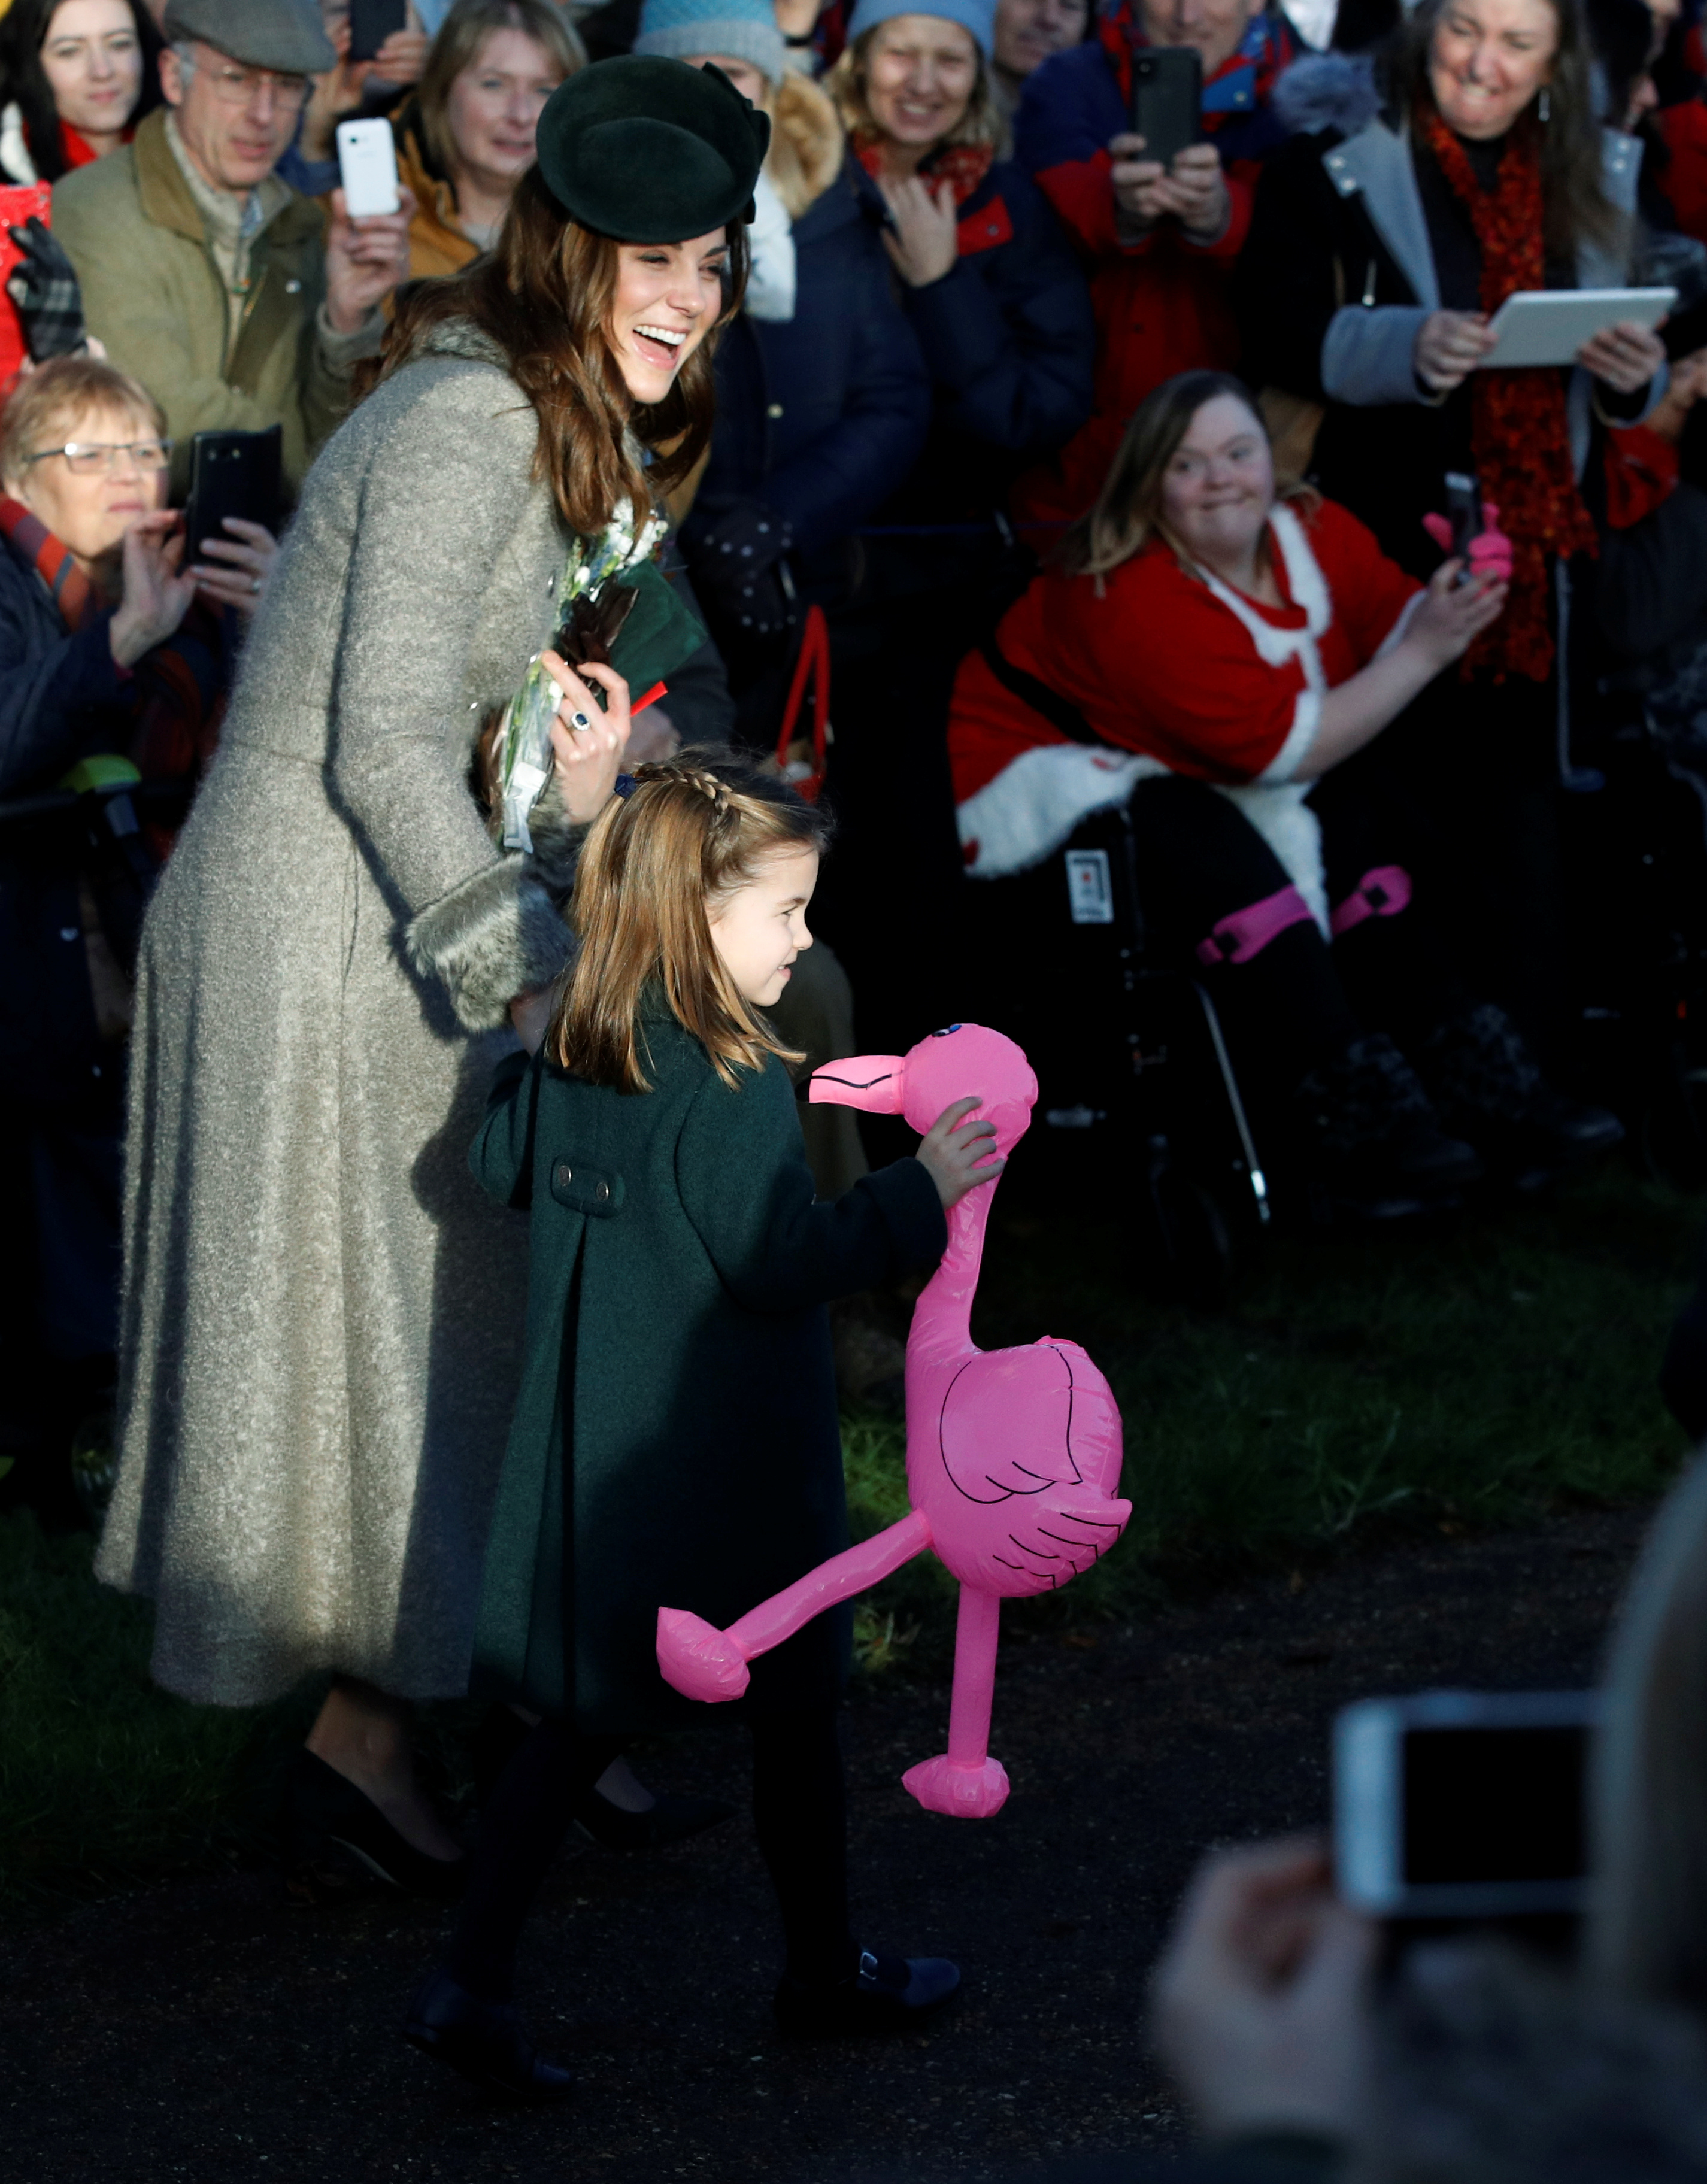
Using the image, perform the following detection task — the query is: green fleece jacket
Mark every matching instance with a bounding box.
[52,108,357,499]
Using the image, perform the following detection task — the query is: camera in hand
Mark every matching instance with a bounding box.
[1335,1689,1596,1922]
[183,427,281,568]
[1130,48,1202,174]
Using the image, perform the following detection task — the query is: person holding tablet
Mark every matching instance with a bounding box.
[1239,0,1661,1110]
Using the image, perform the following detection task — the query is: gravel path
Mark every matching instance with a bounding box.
[0,1507,1651,2184]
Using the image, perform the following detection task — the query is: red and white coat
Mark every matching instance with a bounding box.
[947,496,1423,929]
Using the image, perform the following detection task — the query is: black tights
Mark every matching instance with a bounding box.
[445,1704,853,2004]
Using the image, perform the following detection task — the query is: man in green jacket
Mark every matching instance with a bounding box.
[52,0,415,501]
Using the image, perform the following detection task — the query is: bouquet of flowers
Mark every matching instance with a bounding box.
[496,499,668,852]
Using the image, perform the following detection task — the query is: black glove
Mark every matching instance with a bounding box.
[692,500,798,637]
[7,218,87,361]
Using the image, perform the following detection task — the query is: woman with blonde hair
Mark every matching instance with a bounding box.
[939,369,1627,1220]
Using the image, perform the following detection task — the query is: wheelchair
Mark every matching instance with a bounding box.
[970,801,1271,1309]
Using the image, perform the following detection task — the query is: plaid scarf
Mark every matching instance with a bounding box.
[1420,110,1599,682]
[854,136,995,207]
[0,493,100,627]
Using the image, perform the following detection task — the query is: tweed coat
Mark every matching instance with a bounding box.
[470,1017,947,1735]
[96,322,610,1707]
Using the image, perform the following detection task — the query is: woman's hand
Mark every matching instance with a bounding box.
[878,175,960,289]
[916,1096,1005,1210]
[110,512,197,669]
[1646,344,1707,444]
[1151,1836,1376,2142]
[323,186,417,337]
[190,517,278,618]
[544,654,632,824]
[1414,309,1497,393]
[1579,317,1667,396]
[1404,556,1508,671]
[299,15,366,162]
[369,26,431,87]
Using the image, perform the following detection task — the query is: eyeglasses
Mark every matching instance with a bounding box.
[202,60,310,113]
[25,439,174,475]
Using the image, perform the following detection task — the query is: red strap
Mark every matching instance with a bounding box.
[631,680,667,715]
[774,606,830,802]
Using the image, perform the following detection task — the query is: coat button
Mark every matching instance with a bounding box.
[766,401,784,418]
[594,1179,610,1204]
[555,1163,572,1188]
[284,278,302,294]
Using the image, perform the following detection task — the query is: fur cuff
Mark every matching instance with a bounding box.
[522,794,589,905]
[405,857,573,1032]
[1272,51,1381,139]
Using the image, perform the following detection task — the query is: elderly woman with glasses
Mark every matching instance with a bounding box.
[0,354,269,1521]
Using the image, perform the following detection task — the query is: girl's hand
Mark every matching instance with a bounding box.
[190,516,278,617]
[1405,556,1508,671]
[917,1096,1005,1210]
[543,654,631,824]
[878,176,960,288]
[1414,308,1496,392]
[1579,317,1667,396]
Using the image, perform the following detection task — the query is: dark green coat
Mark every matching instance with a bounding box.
[469,1011,946,1734]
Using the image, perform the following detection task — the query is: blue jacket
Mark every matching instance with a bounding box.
[858,156,1094,520]
[683,160,930,578]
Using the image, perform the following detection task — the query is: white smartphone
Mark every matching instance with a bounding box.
[336,117,401,219]
[1333,1689,1599,1921]
[1479,286,1677,369]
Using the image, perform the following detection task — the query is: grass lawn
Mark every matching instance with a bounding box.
[3,1164,1700,1912]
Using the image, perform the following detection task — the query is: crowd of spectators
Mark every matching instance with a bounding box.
[7,0,1707,2162]
[7,0,1707,1482]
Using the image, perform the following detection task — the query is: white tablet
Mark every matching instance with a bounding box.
[1478,286,1676,369]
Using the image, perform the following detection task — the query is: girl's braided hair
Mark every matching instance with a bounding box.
[551,747,833,1092]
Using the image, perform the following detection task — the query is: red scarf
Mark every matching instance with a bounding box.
[1420,111,1597,680]
[855,136,995,207]
[0,494,101,628]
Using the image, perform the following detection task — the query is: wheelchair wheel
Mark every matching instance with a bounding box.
[1132,1138,1237,1312]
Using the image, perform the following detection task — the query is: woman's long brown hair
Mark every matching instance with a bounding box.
[553,750,832,1093]
[361,167,748,536]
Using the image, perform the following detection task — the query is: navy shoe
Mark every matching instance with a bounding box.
[773,1948,960,2037]
[404,1967,572,2102]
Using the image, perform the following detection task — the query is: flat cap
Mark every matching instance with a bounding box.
[163,0,337,75]
[534,56,769,245]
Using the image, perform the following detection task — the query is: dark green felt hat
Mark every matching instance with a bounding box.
[535,56,770,244]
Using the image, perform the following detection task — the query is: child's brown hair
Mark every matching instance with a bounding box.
[551,748,833,1093]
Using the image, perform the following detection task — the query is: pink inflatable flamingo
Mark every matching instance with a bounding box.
[656,1024,1131,1818]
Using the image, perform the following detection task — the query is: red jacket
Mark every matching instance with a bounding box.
[949,496,1419,877]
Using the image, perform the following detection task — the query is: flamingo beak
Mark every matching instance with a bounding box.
[806,1055,907,1114]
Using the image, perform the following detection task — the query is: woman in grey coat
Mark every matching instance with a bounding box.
[98,56,769,1885]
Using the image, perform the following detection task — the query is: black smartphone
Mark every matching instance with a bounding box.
[1335,1691,1597,1922]
[183,426,282,563]
[1131,47,1202,173]
[348,0,408,63]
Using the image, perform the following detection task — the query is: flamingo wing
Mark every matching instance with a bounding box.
[935,1342,1118,1503]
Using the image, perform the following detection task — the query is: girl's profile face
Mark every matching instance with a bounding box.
[607,229,730,407]
[707,847,820,1009]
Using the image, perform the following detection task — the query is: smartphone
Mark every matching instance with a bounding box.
[348,0,408,63]
[1131,47,1202,174]
[336,117,401,218]
[183,427,283,564]
[1443,470,1484,570]
[0,181,54,384]
[1335,1690,1599,1922]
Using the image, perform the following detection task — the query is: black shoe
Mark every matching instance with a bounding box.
[773,1948,960,2038]
[1418,1005,1624,1179]
[284,1749,467,1901]
[404,1967,572,2103]
[1291,1033,1482,1218]
[571,1786,737,1851]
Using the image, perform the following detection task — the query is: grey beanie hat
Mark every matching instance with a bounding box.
[162,0,338,75]
[633,0,787,88]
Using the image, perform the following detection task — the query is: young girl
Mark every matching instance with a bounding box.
[407,748,1002,2099]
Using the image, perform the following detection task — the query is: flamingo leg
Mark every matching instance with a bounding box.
[657,1510,932,1703]
[901,1585,1011,1819]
